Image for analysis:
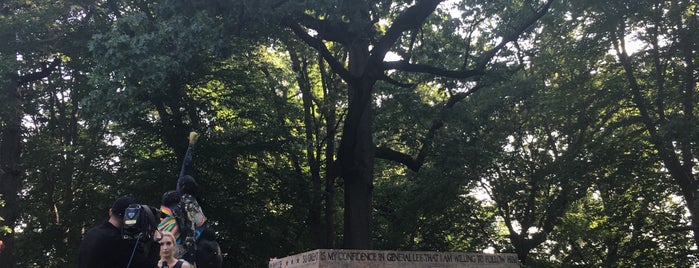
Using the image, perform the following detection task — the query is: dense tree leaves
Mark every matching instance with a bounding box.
[567,0,699,252]
[1,0,697,267]
[273,0,553,249]
[0,0,93,266]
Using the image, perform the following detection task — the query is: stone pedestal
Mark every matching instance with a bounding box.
[269,249,520,268]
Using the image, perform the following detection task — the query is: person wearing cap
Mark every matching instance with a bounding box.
[78,195,159,268]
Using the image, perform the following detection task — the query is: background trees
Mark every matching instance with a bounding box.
[0,0,696,267]
[1,0,86,266]
[604,0,699,250]
[276,0,552,249]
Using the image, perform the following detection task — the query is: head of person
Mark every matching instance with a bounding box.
[178,175,198,197]
[162,191,180,208]
[109,195,135,227]
[159,231,177,259]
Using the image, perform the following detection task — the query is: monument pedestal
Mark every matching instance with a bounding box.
[269,249,520,268]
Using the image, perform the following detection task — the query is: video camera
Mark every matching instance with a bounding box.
[122,204,160,241]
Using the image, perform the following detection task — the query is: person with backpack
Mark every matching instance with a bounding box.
[158,176,208,262]
[158,132,222,268]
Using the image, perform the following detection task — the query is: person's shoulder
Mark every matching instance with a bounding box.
[86,220,109,229]
[100,221,121,234]
[179,260,193,268]
[83,221,113,236]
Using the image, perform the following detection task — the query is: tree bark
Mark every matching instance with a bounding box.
[338,80,375,249]
[0,87,21,268]
[0,59,60,268]
[339,39,376,247]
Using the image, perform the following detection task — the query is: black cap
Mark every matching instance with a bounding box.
[111,195,134,218]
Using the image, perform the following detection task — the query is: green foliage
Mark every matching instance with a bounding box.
[3,0,698,267]
[0,196,9,235]
[373,161,498,252]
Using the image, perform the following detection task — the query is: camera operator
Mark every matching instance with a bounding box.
[78,195,159,268]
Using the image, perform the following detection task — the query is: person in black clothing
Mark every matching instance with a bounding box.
[78,195,159,268]
[157,176,222,268]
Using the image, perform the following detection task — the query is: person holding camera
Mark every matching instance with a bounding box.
[158,231,192,268]
[78,195,159,268]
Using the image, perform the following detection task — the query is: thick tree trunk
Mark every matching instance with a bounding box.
[0,86,21,268]
[514,244,530,265]
[339,105,374,248]
[0,59,60,267]
[339,79,375,249]
[508,228,544,265]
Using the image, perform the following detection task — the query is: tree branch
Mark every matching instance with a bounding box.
[283,20,358,85]
[17,58,62,85]
[369,0,444,67]
[378,73,414,88]
[378,0,550,79]
[476,0,553,69]
[375,146,421,172]
[375,84,484,172]
[383,60,484,79]
[295,14,354,45]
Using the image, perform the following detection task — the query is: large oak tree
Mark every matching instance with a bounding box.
[276,0,553,249]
